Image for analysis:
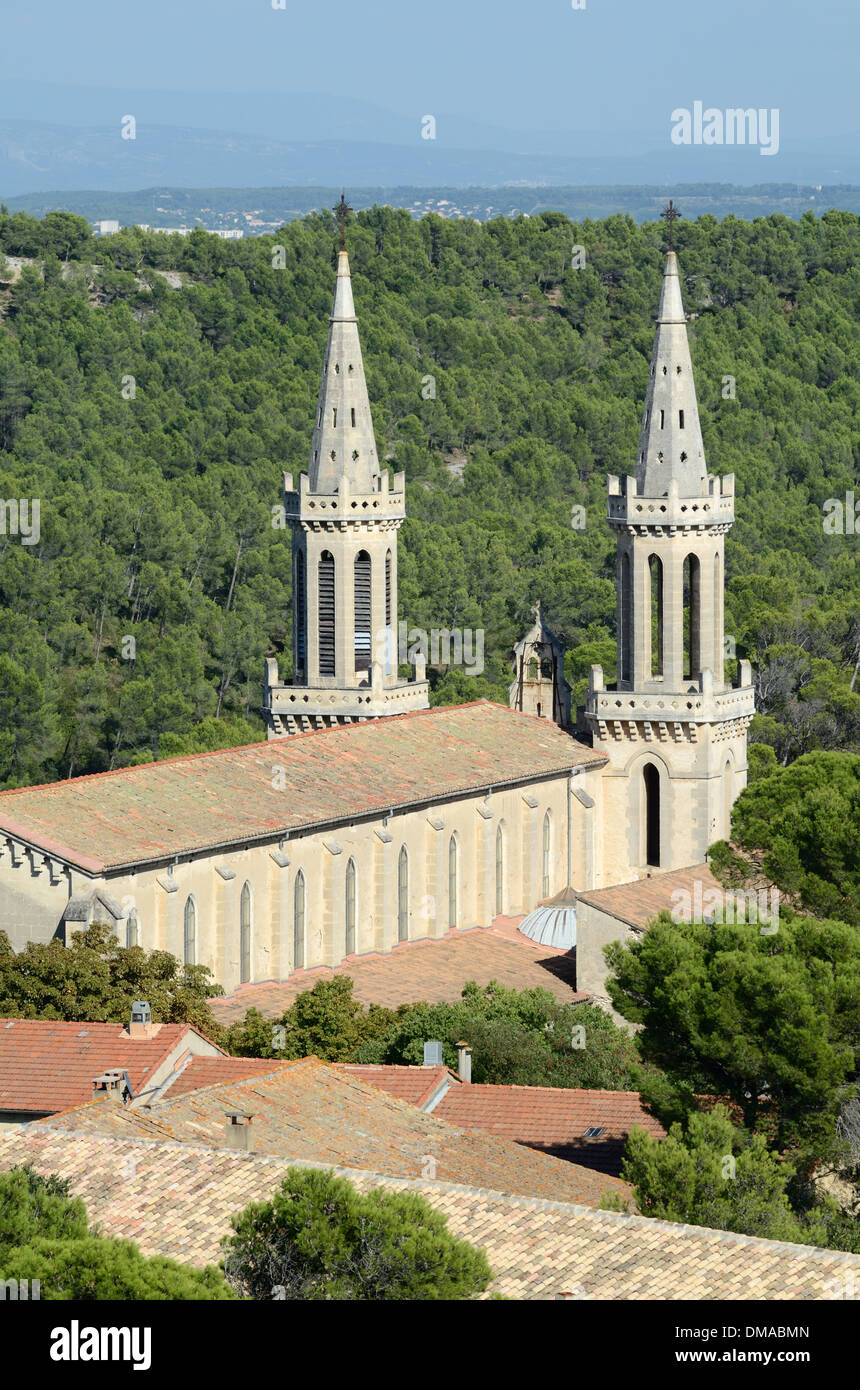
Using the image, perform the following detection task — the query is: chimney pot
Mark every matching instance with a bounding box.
[224,1111,255,1151]
[92,1069,130,1102]
[128,1000,154,1040]
[423,1040,443,1067]
[455,1042,472,1084]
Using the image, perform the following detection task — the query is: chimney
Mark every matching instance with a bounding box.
[92,1070,130,1103]
[423,1040,443,1067]
[128,1000,154,1040]
[456,1042,472,1084]
[224,1111,255,1151]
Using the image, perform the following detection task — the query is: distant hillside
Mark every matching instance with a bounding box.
[5,183,860,234]
[0,203,857,786]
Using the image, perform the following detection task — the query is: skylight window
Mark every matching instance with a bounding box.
[582,1125,604,1139]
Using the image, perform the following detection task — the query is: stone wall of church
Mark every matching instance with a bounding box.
[590,719,749,886]
[0,767,602,994]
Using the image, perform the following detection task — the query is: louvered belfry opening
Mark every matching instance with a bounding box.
[385,549,392,625]
[354,550,372,673]
[295,549,307,678]
[318,551,336,676]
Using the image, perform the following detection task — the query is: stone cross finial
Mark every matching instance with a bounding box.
[333,193,353,251]
[660,199,682,250]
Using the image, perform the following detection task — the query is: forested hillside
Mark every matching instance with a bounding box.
[0,205,857,787]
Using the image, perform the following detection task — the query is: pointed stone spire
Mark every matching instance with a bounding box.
[635,251,708,498]
[308,251,379,495]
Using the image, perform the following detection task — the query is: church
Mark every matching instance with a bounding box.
[0,230,754,997]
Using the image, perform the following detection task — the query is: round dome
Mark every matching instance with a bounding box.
[518,884,577,950]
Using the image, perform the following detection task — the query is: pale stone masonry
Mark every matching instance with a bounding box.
[263,251,429,735]
[585,251,755,877]
[0,703,603,993]
[0,243,755,1005]
[509,604,572,729]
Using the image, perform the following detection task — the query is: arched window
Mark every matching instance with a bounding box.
[126,910,140,949]
[240,882,252,984]
[318,551,335,676]
[448,835,458,929]
[354,550,372,674]
[294,871,305,970]
[644,764,660,867]
[683,554,701,680]
[345,858,356,955]
[183,897,196,967]
[295,549,306,678]
[723,757,733,841]
[542,811,551,899]
[648,554,663,678]
[397,845,409,941]
[620,551,632,683]
[495,823,504,917]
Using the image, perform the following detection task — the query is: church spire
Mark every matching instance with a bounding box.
[635,249,708,498]
[308,249,379,495]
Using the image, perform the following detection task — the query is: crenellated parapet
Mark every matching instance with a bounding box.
[607,472,735,535]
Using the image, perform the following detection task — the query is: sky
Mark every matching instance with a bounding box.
[0,0,855,149]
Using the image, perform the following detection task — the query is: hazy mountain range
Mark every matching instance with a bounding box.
[2,80,860,196]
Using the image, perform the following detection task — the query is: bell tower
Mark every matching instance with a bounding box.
[586,224,755,879]
[264,204,429,736]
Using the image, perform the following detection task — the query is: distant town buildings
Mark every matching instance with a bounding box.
[92,221,244,239]
[134,224,244,239]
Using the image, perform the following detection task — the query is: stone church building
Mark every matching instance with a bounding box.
[0,244,754,995]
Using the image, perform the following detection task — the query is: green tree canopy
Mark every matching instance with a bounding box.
[225,977,397,1062]
[710,751,860,927]
[0,1165,234,1299]
[222,1166,491,1300]
[605,909,860,1167]
[0,921,226,1044]
[617,1106,825,1246]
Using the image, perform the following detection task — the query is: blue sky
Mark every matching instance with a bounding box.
[0,0,853,147]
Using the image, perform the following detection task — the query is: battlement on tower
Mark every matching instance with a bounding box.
[284,468,406,528]
[607,471,735,532]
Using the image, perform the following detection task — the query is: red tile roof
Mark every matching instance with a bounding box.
[334,1064,451,1108]
[5,1129,857,1300]
[160,1056,293,1099]
[434,1084,666,1177]
[0,702,604,874]
[0,1019,223,1114]
[210,926,585,1024]
[576,863,723,931]
[39,1057,629,1208]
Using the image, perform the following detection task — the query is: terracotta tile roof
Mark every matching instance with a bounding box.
[575,863,723,931]
[334,1064,452,1109]
[210,925,586,1023]
[0,1018,223,1114]
[34,1057,628,1208]
[0,702,604,874]
[2,1128,856,1300]
[160,1056,294,1099]
[152,1061,659,1179]
[434,1084,666,1177]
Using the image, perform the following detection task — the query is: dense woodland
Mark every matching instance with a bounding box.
[0,204,858,786]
